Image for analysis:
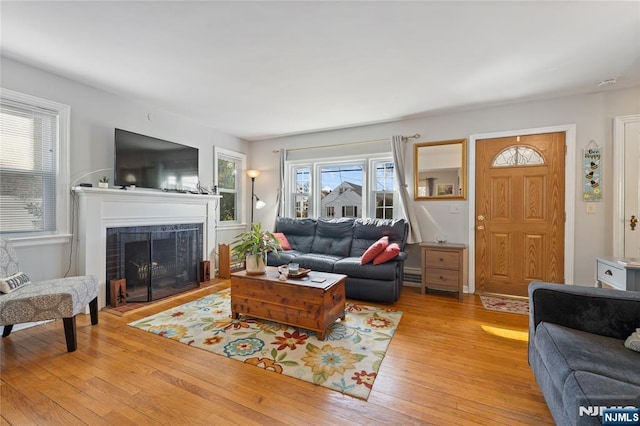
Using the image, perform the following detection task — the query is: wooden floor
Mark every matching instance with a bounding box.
[1,282,553,425]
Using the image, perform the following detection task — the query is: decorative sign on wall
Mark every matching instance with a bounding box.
[583,141,602,202]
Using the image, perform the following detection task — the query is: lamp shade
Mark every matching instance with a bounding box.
[255,199,266,210]
[246,169,261,178]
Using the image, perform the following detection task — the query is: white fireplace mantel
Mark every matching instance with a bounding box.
[73,187,220,309]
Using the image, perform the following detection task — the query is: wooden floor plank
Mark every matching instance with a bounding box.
[0,283,553,425]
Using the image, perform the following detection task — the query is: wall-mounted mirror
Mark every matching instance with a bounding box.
[414,138,467,200]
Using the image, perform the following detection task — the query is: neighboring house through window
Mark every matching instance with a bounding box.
[320,164,363,219]
[325,206,335,217]
[0,89,70,238]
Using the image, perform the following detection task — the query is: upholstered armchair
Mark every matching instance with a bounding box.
[0,238,99,352]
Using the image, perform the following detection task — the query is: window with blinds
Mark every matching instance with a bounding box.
[0,98,58,233]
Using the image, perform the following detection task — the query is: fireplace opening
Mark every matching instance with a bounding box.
[106,224,203,305]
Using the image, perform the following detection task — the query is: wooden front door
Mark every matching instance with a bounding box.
[475,132,565,297]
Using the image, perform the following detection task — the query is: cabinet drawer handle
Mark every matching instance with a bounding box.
[439,258,444,262]
[440,276,445,280]
[605,269,613,276]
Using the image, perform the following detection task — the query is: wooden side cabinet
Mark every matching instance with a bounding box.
[421,243,468,300]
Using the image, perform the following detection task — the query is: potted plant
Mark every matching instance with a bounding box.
[98,176,109,188]
[231,223,281,275]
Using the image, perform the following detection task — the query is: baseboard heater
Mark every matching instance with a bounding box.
[403,267,421,287]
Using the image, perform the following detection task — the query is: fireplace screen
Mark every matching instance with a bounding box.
[106,224,202,304]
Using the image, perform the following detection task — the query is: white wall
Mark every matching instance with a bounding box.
[1,58,248,280]
[248,87,640,287]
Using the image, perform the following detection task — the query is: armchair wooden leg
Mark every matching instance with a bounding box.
[2,325,13,337]
[63,317,77,352]
[89,297,99,325]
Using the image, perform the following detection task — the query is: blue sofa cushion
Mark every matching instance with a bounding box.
[311,218,354,257]
[534,322,640,393]
[563,371,640,425]
[266,250,304,266]
[350,218,407,257]
[530,286,640,340]
[291,253,343,273]
[275,217,316,253]
[334,257,397,281]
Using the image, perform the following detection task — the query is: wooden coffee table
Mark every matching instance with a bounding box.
[230,266,347,340]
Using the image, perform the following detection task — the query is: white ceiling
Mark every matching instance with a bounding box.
[2,1,639,141]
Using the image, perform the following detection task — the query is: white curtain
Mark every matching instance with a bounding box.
[276,148,287,218]
[391,135,422,243]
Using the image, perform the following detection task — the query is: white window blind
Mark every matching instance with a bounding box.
[0,98,58,233]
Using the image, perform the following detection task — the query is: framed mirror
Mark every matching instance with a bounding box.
[414,138,467,200]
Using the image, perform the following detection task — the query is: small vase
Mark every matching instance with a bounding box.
[245,253,266,275]
[98,182,109,188]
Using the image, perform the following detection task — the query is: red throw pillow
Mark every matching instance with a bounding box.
[361,236,389,265]
[273,232,292,250]
[373,243,400,265]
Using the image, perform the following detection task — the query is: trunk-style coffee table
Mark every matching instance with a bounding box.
[230,266,347,340]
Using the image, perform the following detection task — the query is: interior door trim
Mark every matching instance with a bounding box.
[468,124,576,293]
[613,114,640,257]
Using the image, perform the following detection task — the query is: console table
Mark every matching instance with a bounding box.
[595,257,640,291]
[420,243,468,300]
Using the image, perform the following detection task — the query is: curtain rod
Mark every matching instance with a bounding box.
[272,133,420,153]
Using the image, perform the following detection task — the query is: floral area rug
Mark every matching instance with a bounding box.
[128,288,402,400]
[480,295,529,315]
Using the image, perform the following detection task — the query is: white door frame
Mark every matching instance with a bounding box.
[468,124,576,293]
[613,114,640,257]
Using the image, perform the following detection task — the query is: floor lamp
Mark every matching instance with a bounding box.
[247,169,266,223]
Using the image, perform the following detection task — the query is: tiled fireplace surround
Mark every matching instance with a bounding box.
[105,223,203,305]
[74,187,220,309]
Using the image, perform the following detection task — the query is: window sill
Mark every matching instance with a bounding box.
[217,223,248,231]
[3,233,72,248]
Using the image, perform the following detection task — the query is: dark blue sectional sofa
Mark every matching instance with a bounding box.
[267,217,408,303]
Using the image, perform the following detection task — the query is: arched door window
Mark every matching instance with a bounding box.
[492,146,545,167]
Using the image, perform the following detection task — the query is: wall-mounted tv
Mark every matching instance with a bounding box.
[114,129,199,191]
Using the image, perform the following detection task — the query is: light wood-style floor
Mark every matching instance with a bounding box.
[1,281,553,425]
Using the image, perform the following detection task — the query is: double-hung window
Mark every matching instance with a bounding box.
[293,166,311,218]
[0,89,69,237]
[371,160,395,219]
[214,147,245,223]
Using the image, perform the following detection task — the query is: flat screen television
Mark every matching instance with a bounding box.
[114,129,199,191]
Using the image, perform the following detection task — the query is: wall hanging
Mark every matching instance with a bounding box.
[583,140,602,202]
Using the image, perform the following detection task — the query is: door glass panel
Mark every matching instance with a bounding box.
[492,146,544,167]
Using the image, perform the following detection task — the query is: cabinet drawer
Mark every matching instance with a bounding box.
[425,268,460,290]
[597,261,625,290]
[425,250,460,269]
